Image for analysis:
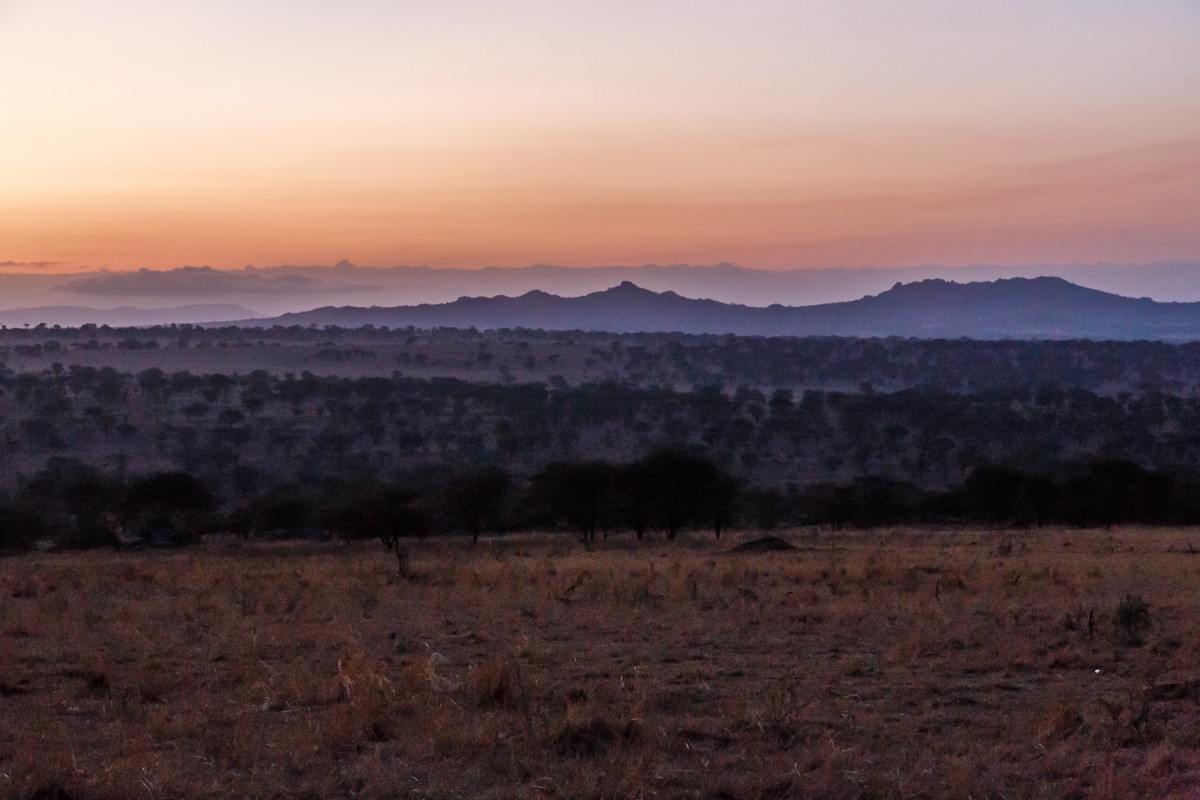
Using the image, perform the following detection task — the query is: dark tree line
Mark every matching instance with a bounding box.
[0,447,742,551]
[531,448,739,543]
[4,451,1199,554]
[749,459,1191,530]
[0,458,217,549]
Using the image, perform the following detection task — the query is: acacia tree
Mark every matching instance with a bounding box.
[616,459,655,540]
[319,483,430,572]
[443,466,510,543]
[628,447,732,540]
[532,460,617,544]
[231,483,316,538]
[123,471,217,545]
[20,457,124,547]
[703,470,742,540]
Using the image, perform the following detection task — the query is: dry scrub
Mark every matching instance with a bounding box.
[3,528,1200,798]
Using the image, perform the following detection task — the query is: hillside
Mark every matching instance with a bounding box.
[248,277,1200,340]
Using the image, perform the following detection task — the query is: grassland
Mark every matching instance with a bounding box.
[3,528,1200,799]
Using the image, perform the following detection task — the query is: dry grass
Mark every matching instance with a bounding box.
[3,527,1200,799]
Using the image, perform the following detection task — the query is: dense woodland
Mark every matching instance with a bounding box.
[3,325,1200,550]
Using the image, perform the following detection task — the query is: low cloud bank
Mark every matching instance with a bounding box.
[56,266,378,298]
[0,261,61,270]
[0,304,259,328]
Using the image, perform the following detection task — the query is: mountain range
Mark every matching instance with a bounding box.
[238,277,1200,341]
[3,261,1200,321]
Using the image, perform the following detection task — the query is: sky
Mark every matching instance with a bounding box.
[1,1,1198,273]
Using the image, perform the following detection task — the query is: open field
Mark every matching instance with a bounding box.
[3,528,1200,799]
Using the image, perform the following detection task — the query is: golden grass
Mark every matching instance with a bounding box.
[3,528,1200,799]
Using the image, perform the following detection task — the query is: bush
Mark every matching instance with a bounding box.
[1117,594,1151,636]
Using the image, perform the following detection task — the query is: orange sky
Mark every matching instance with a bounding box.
[1,1,1198,272]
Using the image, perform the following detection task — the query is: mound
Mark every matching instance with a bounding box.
[728,536,798,554]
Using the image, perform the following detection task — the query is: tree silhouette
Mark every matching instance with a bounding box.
[444,466,511,543]
[123,472,217,545]
[321,483,430,553]
[628,447,728,540]
[533,460,617,544]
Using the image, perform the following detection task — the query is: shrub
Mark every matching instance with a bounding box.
[1117,594,1151,636]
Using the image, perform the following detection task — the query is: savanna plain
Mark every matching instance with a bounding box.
[4,527,1200,800]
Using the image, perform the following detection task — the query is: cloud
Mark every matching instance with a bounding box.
[0,261,61,270]
[55,266,378,298]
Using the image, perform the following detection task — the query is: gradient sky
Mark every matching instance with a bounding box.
[1,1,1198,272]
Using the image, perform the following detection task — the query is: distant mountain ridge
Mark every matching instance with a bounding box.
[4,262,1200,318]
[0,304,259,328]
[236,277,1200,341]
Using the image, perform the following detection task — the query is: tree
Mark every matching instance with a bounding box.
[444,466,511,543]
[321,483,430,552]
[532,460,617,544]
[626,447,728,540]
[20,458,124,547]
[703,470,742,540]
[137,367,169,406]
[234,483,317,537]
[960,465,1028,524]
[123,472,217,545]
[768,388,795,417]
[616,459,655,540]
[799,482,857,530]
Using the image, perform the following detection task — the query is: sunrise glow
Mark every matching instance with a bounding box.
[1,1,1197,272]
